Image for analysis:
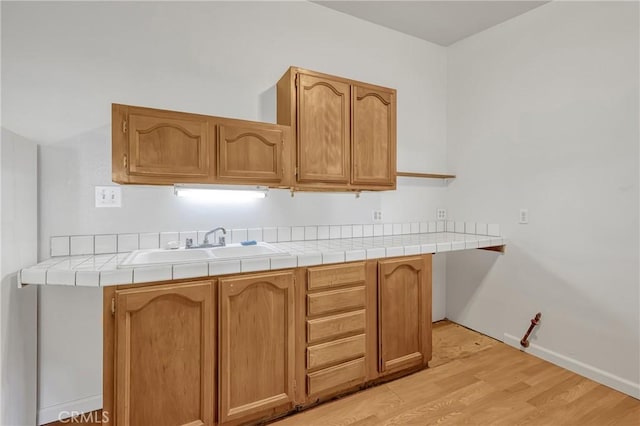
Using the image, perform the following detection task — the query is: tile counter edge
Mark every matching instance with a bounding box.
[20,232,506,287]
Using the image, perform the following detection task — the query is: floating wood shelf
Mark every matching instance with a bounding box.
[397,172,456,179]
[479,245,506,254]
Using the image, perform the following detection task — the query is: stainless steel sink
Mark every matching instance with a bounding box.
[118,242,287,268]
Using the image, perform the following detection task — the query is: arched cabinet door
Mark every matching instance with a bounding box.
[217,124,284,183]
[114,281,215,426]
[352,85,396,187]
[128,112,210,179]
[296,73,351,184]
[218,271,295,424]
[378,256,432,375]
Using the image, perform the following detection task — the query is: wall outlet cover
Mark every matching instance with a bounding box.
[95,186,122,208]
[372,210,383,222]
[437,209,447,220]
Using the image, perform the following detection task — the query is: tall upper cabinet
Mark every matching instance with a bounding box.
[277,67,397,191]
[112,104,291,187]
[352,84,396,186]
[295,73,351,184]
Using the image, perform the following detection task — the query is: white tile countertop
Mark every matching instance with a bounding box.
[19,232,505,288]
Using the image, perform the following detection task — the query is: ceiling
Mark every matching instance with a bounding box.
[313,1,549,46]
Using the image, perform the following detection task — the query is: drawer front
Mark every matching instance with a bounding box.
[307,263,366,291]
[307,357,366,397]
[307,310,366,344]
[307,286,366,317]
[307,334,365,370]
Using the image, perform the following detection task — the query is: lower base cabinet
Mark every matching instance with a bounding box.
[111,281,216,426]
[103,255,432,425]
[378,256,432,375]
[303,262,371,401]
[218,271,296,425]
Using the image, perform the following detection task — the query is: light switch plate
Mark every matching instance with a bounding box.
[95,186,122,208]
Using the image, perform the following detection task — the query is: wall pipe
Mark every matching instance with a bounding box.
[520,312,542,348]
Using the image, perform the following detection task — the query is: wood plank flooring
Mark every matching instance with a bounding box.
[46,320,639,425]
[272,321,640,426]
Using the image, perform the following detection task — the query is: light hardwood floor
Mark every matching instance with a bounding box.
[46,320,639,425]
[272,321,640,426]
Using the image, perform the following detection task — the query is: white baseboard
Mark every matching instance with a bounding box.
[503,333,640,399]
[38,395,102,425]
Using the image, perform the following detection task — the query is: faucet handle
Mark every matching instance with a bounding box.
[185,238,193,248]
[218,235,226,246]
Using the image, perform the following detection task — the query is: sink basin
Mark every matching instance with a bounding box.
[119,248,216,267]
[118,242,288,268]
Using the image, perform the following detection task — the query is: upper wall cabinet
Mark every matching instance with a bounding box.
[297,73,351,184]
[113,105,213,184]
[217,123,285,184]
[352,84,396,186]
[112,104,291,187]
[277,67,396,191]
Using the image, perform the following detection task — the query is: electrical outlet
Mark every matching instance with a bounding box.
[95,186,122,208]
[436,209,447,220]
[519,208,529,224]
[372,210,383,222]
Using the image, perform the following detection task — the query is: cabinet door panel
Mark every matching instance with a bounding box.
[115,281,215,426]
[378,256,431,375]
[129,113,209,178]
[352,85,396,186]
[297,73,350,183]
[219,271,295,424]
[217,124,284,183]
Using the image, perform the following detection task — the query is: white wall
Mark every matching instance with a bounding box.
[2,1,449,421]
[446,1,639,397]
[1,129,38,426]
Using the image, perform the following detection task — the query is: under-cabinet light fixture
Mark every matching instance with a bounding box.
[173,185,268,202]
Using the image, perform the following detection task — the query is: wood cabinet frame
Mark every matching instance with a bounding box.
[218,271,296,424]
[104,279,216,426]
[351,83,397,186]
[277,67,397,192]
[378,255,432,375]
[295,72,351,184]
[103,255,432,425]
[112,104,292,187]
[113,65,396,191]
[216,124,285,183]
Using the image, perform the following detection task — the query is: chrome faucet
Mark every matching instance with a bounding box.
[192,227,226,248]
[185,227,226,249]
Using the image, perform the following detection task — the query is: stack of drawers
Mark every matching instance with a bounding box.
[305,262,368,398]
